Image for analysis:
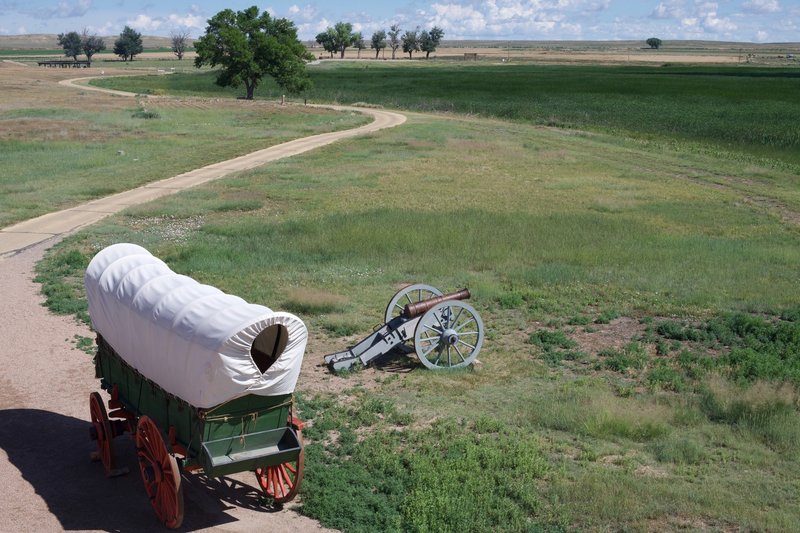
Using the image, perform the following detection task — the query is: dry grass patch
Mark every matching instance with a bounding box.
[283,287,349,315]
[0,118,111,142]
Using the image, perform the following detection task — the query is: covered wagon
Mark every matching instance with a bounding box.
[85,243,308,528]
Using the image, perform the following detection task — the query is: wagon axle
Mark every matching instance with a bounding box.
[324,284,485,372]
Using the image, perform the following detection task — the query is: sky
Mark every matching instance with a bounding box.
[0,1,797,43]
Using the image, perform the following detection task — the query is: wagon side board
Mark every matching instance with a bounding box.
[94,335,300,476]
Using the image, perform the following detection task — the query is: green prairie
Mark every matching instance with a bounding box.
[92,62,800,166]
[34,61,800,531]
[0,102,368,227]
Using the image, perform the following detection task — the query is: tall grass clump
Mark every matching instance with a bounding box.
[700,378,800,454]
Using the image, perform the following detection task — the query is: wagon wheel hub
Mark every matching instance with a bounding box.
[441,328,459,346]
[142,462,163,484]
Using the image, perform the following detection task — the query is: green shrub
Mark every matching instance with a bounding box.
[655,320,708,342]
[529,330,577,350]
[131,109,161,119]
[646,364,686,392]
[594,309,619,324]
[529,329,583,367]
[598,342,648,373]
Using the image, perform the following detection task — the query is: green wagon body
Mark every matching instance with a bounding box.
[94,335,302,478]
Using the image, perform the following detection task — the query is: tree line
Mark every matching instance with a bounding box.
[315,23,444,60]
[58,26,192,64]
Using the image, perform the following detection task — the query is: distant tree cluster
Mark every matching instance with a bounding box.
[57,29,106,65]
[315,22,444,60]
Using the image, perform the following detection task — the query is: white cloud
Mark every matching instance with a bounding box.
[128,14,161,32]
[702,12,736,33]
[287,4,318,22]
[755,30,769,41]
[743,0,781,13]
[167,13,203,30]
[419,0,603,38]
[36,0,91,19]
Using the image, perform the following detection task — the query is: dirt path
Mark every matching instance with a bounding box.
[0,74,406,532]
[2,76,405,255]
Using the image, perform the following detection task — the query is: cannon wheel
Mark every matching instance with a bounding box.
[414,300,484,370]
[255,421,304,503]
[385,284,443,323]
[89,391,114,476]
[136,416,184,529]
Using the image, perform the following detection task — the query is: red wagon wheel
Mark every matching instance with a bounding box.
[255,420,305,503]
[136,416,184,529]
[89,392,114,476]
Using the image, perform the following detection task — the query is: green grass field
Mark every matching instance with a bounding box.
[0,102,367,227]
[92,62,800,167]
[33,62,800,531]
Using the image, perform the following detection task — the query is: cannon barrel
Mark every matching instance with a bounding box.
[402,289,470,319]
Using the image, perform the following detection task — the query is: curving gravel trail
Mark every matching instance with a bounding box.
[0,74,406,532]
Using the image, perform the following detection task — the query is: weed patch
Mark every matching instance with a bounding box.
[33,245,90,324]
[529,329,585,366]
[298,393,556,532]
[598,342,648,373]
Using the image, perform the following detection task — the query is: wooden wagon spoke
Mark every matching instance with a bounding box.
[136,416,184,529]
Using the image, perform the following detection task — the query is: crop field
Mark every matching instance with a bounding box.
[26,57,800,531]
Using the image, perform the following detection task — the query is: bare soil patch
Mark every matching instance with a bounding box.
[0,62,132,113]
[571,316,648,356]
[0,117,110,142]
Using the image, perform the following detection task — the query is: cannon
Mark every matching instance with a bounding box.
[324,284,485,372]
[85,244,307,528]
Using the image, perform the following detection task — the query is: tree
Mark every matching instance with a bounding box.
[353,32,365,58]
[332,21,356,58]
[114,26,143,61]
[646,37,662,49]
[315,28,337,58]
[57,31,82,61]
[194,6,312,100]
[388,24,401,59]
[401,29,419,59]
[371,30,386,59]
[420,26,444,59]
[81,30,105,65]
[171,30,190,60]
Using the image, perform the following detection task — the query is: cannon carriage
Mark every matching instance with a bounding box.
[85,244,308,528]
[324,284,485,372]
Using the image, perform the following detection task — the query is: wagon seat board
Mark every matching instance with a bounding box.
[84,243,308,409]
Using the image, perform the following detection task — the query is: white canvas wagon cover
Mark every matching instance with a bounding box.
[85,243,307,408]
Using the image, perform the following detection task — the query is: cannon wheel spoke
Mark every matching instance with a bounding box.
[89,391,114,476]
[255,425,304,503]
[384,284,442,323]
[414,301,484,370]
[136,416,184,529]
